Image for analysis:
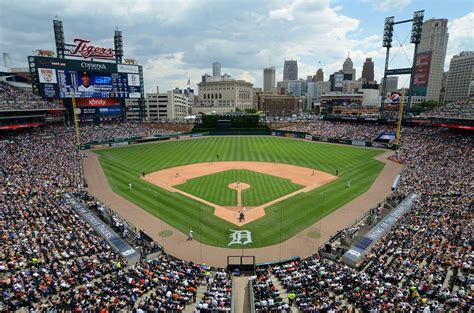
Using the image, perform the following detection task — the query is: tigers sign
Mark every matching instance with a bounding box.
[69,38,114,59]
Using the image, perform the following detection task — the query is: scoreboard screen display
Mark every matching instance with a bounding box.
[30,56,142,99]
[54,70,141,98]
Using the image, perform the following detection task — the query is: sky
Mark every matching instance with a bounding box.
[0,0,473,92]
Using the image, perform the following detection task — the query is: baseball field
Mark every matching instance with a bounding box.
[95,136,385,248]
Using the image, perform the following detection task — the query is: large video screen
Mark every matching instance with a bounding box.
[31,56,142,99]
[56,70,140,98]
[38,69,141,99]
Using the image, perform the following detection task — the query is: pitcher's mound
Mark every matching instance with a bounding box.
[228,182,250,190]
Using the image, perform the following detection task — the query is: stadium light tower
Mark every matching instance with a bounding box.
[380,10,424,115]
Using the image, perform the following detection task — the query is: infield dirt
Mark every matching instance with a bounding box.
[83,149,402,267]
[142,162,336,225]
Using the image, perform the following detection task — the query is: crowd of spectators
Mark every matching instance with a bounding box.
[1,119,472,311]
[0,124,229,311]
[71,122,171,143]
[421,97,474,119]
[195,269,232,312]
[255,125,472,311]
[279,121,396,141]
[252,267,290,312]
[0,82,63,110]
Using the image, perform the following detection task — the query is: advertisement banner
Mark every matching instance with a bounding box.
[335,73,344,88]
[33,56,118,73]
[62,193,139,263]
[38,68,58,83]
[352,140,366,146]
[118,64,139,73]
[77,105,123,116]
[304,134,313,140]
[342,193,419,268]
[76,98,120,107]
[97,106,123,115]
[110,141,129,147]
[413,51,432,97]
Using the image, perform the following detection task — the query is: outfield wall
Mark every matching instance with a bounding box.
[80,130,397,150]
[271,130,398,150]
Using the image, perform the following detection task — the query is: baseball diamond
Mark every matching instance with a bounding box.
[93,136,386,248]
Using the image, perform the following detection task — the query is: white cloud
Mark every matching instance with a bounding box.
[445,12,474,69]
[362,0,412,12]
[3,0,471,93]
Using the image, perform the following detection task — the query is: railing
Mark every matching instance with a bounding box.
[75,193,163,257]
[249,279,256,313]
[230,276,236,313]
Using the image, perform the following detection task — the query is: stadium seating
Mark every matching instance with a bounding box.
[279,121,396,141]
[421,97,474,119]
[1,122,472,311]
[0,82,63,110]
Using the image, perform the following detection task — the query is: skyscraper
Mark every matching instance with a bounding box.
[381,76,398,93]
[314,68,324,82]
[362,58,374,82]
[212,62,221,77]
[413,19,449,101]
[283,60,298,81]
[444,51,474,103]
[263,66,276,93]
[342,53,356,80]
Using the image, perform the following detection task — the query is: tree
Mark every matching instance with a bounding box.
[245,108,257,114]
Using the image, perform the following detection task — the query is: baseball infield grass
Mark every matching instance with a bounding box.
[175,169,303,206]
[96,136,385,248]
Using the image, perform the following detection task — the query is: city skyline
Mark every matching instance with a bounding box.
[0,0,472,92]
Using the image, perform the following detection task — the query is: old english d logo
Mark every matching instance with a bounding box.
[228,230,252,246]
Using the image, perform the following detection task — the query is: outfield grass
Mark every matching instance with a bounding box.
[96,136,385,248]
[175,169,303,206]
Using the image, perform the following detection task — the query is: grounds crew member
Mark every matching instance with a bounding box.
[288,292,296,306]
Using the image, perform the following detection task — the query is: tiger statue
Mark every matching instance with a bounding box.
[33,49,55,57]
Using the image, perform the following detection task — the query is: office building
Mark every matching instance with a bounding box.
[283,60,298,80]
[212,62,221,77]
[342,54,356,80]
[145,87,193,121]
[444,51,474,103]
[381,76,399,94]
[195,79,254,114]
[314,68,324,82]
[259,94,300,116]
[414,18,449,101]
[263,66,276,93]
[362,58,374,82]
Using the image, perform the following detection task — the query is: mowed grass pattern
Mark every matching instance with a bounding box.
[96,136,385,248]
[175,169,303,206]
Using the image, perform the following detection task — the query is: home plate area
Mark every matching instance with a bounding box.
[143,161,337,225]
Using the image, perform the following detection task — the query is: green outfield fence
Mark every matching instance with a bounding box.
[79,130,398,150]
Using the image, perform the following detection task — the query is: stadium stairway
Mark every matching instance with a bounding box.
[269,275,298,313]
[232,275,252,313]
[182,276,211,313]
